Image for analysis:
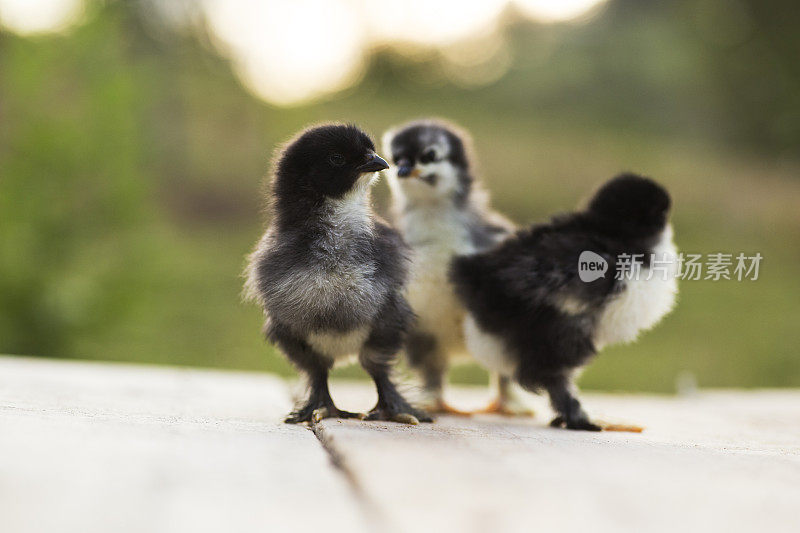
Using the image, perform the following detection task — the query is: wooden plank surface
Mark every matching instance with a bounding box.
[323,382,800,533]
[0,356,369,533]
[2,356,799,533]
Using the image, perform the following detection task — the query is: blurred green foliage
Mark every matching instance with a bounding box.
[0,4,154,356]
[1,0,798,391]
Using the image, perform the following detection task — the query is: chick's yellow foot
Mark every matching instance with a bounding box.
[549,416,643,432]
[425,399,473,417]
[475,397,535,417]
[597,421,644,433]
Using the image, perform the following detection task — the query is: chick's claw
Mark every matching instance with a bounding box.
[409,407,434,423]
[392,413,420,425]
[570,420,602,432]
[284,412,311,425]
[285,404,366,425]
[312,407,366,424]
[334,409,367,421]
[365,410,418,425]
[549,415,602,432]
[311,407,329,424]
[366,407,432,425]
[284,404,316,424]
[475,397,535,417]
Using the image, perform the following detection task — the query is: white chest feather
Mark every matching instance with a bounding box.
[463,315,518,377]
[306,327,370,362]
[400,208,476,354]
[325,176,375,235]
[275,183,379,365]
[594,226,679,349]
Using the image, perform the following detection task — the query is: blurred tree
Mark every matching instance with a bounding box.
[1,0,276,361]
[698,0,800,153]
[0,2,158,356]
[360,0,800,156]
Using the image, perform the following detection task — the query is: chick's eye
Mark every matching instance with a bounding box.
[329,153,345,167]
[419,149,437,164]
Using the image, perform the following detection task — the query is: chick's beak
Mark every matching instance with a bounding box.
[396,157,414,178]
[357,153,389,173]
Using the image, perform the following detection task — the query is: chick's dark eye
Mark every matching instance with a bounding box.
[329,153,345,167]
[419,149,437,164]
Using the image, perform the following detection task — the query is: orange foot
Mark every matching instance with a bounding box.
[598,422,644,433]
[474,397,535,417]
[427,399,473,416]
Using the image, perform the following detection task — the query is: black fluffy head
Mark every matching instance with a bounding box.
[383,120,474,205]
[386,120,469,173]
[273,124,386,204]
[586,173,671,238]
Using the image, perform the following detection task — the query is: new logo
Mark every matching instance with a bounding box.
[578,251,608,282]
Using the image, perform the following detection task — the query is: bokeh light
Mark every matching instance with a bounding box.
[362,0,507,46]
[202,0,367,106]
[514,0,608,22]
[0,0,83,34]
[0,0,607,105]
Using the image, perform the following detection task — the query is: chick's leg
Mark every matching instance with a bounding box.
[407,332,470,416]
[361,296,433,424]
[285,369,367,424]
[269,323,365,424]
[361,349,433,424]
[476,375,536,417]
[545,378,600,432]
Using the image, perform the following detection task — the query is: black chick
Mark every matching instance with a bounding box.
[244,124,431,425]
[450,174,679,430]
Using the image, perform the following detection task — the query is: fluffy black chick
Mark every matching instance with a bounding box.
[244,124,431,425]
[450,174,679,430]
[383,119,532,416]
